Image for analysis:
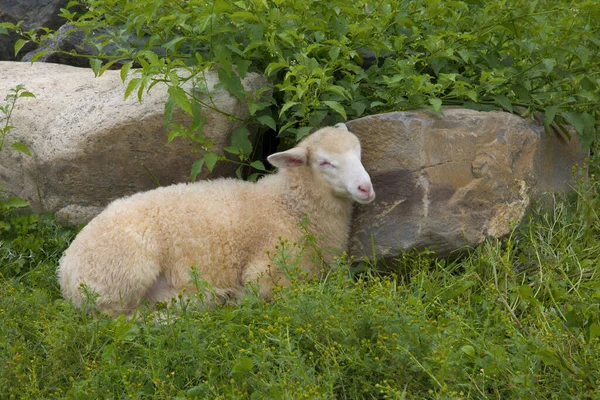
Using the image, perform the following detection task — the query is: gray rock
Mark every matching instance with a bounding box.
[0,61,269,223]
[347,108,586,259]
[0,0,69,61]
[55,205,104,226]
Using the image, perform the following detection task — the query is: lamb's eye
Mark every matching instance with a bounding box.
[319,160,334,168]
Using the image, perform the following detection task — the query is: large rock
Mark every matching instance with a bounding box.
[0,61,268,224]
[347,109,586,259]
[0,0,69,61]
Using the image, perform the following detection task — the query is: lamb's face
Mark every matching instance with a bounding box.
[267,124,376,204]
[310,137,375,204]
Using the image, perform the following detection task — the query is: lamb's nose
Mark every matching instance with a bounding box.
[358,183,372,194]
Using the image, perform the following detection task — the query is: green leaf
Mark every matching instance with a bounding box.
[575,46,590,67]
[224,146,240,155]
[296,126,312,140]
[164,99,176,130]
[10,142,31,156]
[213,0,234,13]
[190,101,206,135]
[214,45,232,75]
[562,112,585,136]
[581,112,596,149]
[113,319,139,342]
[231,127,253,155]
[0,22,16,31]
[168,86,192,116]
[18,91,35,98]
[429,98,442,113]
[30,50,50,63]
[493,95,513,112]
[544,105,558,126]
[98,60,118,77]
[231,11,257,21]
[590,323,600,340]
[235,59,251,79]
[324,85,350,99]
[187,385,204,397]
[323,101,347,119]
[536,349,560,367]
[89,58,102,77]
[190,158,205,181]
[461,345,475,358]
[162,37,185,52]
[231,356,253,376]
[120,61,133,83]
[329,46,340,61]
[257,115,276,130]
[204,152,218,173]
[518,285,533,300]
[142,50,160,66]
[511,84,531,103]
[579,77,597,92]
[279,101,298,117]
[250,160,267,171]
[265,61,287,77]
[14,39,29,56]
[350,102,366,117]
[217,68,245,101]
[5,196,29,209]
[541,58,556,74]
[124,78,141,100]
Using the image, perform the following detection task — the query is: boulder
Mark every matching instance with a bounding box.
[0,61,269,224]
[0,0,69,61]
[347,109,586,259]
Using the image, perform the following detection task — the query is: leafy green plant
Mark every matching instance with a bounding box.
[0,85,35,214]
[3,0,598,176]
[0,84,34,156]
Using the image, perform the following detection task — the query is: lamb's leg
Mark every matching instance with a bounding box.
[143,273,181,304]
[60,240,163,317]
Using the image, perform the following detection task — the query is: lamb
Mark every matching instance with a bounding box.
[58,123,375,316]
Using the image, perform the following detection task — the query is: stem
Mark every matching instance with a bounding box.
[0,91,20,152]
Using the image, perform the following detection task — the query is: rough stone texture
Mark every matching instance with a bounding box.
[347,108,586,259]
[0,0,69,61]
[0,61,269,223]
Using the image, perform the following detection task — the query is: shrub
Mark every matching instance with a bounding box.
[3,0,599,176]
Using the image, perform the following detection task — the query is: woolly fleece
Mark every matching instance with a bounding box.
[58,126,374,315]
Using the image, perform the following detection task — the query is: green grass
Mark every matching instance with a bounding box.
[1,174,599,399]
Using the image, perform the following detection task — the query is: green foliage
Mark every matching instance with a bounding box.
[1,175,600,398]
[5,0,599,176]
[0,84,34,155]
[0,85,35,212]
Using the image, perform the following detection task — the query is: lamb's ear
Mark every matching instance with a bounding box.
[334,122,349,131]
[267,147,308,168]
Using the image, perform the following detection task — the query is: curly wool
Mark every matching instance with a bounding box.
[58,126,371,316]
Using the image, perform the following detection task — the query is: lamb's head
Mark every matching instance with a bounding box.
[267,123,375,204]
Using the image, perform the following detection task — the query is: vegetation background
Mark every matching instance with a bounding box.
[1,0,599,398]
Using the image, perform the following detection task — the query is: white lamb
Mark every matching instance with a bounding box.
[58,124,375,316]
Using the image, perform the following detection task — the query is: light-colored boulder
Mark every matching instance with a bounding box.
[347,108,586,259]
[0,61,268,223]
